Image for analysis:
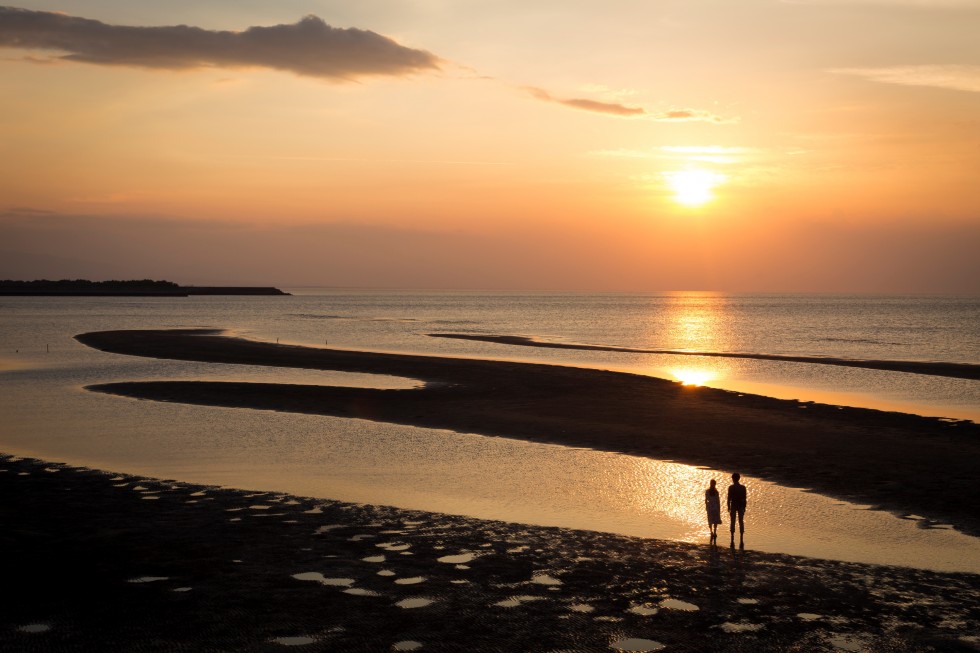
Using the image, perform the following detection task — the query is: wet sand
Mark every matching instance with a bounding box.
[76,329,980,538]
[4,455,979,652]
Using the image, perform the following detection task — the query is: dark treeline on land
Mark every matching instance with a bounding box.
[0,279,289,296]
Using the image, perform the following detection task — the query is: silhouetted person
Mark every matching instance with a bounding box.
[704,479,721,544]
[727,473,747,547]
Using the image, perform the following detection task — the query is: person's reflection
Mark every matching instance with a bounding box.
[729,539,746,569]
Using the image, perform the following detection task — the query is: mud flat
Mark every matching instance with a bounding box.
[3,455,979,652]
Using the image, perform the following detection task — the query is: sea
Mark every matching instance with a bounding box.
[1,291,978,572]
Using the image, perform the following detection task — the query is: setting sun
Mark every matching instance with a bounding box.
[664,169,726,207]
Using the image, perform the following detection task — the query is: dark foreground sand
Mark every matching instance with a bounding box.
[3,455,979,652]
[76,329,980,537]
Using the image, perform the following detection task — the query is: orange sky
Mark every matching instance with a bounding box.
[1,1,978,291]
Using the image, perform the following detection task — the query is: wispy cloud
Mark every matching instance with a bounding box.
[0,6,440,80]
[830,65,980,93]
[653,109,738,124]
[524,87,735,123]
[524,87,645,117]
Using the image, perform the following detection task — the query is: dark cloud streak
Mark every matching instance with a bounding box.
[0,6,440,80]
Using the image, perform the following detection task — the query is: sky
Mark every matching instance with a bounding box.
[1,1,978,291]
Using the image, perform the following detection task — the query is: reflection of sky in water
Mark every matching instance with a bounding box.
[2,353,978,573]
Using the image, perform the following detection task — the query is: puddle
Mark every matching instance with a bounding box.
[394,576,426,585]
[628,605,659,616]
[128,576,169,583]
[350,534,374,542]
[797,613,822,621]
[610,638,666,652]
[437,553,475,564]
[272,636,316,646]
[569,603,594,613]
[378,570,396,577]
[17,624,51,633]
[737,598,759,605]
[531,573,561,586]
[141,495,159,500]
[344,588,382,597]
[291,572,355,587]
[363,555,385,563]
[495,595,545,608]
[393,641,423,651]
[249,505,272,510]
[718,622,764,633]
[379,543,411,551]
[173,587,193,592]
[659,598,699,611]
[315,524,344,534]
[395,597,434,609]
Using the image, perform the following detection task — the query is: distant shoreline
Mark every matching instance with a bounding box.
[0,279,289,296]
[75,328,980,538]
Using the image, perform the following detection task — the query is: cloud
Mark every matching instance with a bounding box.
[830,65,980,93]
[524,87,735,123]
[0,6,440,80]
[652,108,738,124]
[525,86,645,117]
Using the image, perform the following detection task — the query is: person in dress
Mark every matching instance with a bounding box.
[704,479,722,543]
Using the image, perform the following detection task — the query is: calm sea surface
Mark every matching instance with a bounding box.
[1,291,978,572]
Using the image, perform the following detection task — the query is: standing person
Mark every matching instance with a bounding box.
[727,473,747,547]
[704,479,722,544]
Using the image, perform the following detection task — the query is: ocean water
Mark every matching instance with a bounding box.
[1,291,978,572]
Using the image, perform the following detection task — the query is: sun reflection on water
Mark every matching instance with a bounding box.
[642,293,734,386]
[670,368,716,386]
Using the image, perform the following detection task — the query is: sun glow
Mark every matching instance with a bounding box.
[663,169,726,206]
[671,368,717,387]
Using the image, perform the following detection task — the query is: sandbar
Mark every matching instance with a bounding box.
[429,332,980,381]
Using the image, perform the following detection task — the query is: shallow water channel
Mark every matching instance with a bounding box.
[2,350,979,575]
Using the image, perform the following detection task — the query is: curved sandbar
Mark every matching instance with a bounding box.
[429,333,980,381]
[76,328,980,537]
